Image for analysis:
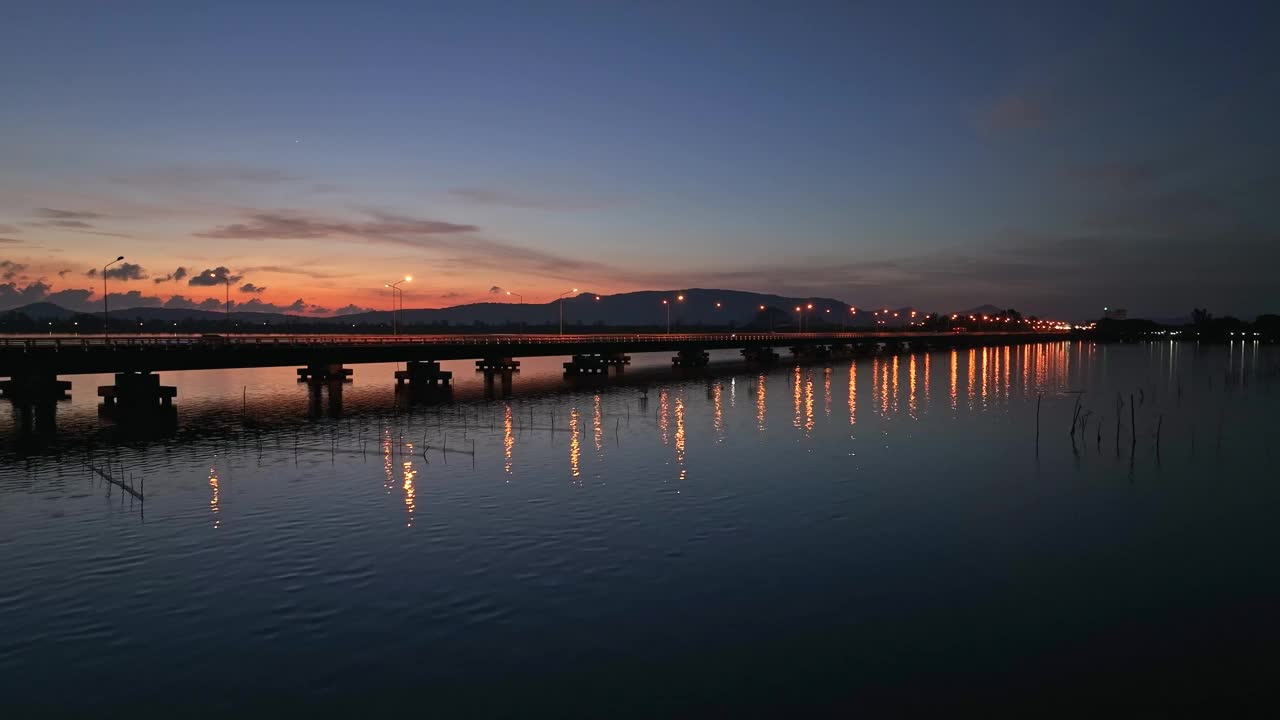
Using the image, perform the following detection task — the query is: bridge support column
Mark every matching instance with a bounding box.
[1,372,71,405]
[308,381,344,418]
[298,363,352,384]
[476,357,520,375]
[672,348,710,368]
[741,347,780,365]
[98,372,177,408]
[396,361,452,387]
[563,354,608,375]
[880,339,902,355]
[790,345,829,361]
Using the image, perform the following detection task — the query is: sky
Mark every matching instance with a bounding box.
[1,0,1277,320]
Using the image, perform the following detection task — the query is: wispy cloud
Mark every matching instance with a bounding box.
[0,224,21,234]
[239,282,267,294]
[449,187,612,210]
[975,95,1046,133]
[193,210,476,241]
[0,238,22,245]
[110,166,302,191]
[34,208,106,220]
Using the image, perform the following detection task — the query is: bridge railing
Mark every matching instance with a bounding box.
[0,330,1062,351]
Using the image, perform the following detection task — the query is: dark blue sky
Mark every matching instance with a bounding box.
[1,1,1277,318]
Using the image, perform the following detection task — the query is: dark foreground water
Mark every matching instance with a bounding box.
[2,341,1279,714]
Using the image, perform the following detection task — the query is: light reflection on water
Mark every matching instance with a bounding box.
[1,341,1279,712]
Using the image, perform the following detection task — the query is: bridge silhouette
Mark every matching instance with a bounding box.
[1,330,1064,411]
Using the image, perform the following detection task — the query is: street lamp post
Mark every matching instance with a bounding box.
[103,255,124,340]
[506,290,523,334]
[558,288,578,335]
[206,271,232,331]
[662,294,685,334]
[759,305,773,332]
[386,276,412,335]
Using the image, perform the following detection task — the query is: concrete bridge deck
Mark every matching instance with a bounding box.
[1,331,1065,376]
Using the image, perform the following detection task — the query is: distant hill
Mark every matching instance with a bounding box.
[4,290,1028,329]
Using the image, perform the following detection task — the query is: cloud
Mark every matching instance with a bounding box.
[334,304,372,315]
[198,298,222,310]
[192,209,623,284]
[439,291,464,299]
[105,290,163,309]
[240,265,343,279]
[0,224,21,234]
[46,288,94,310]
[235,297,314,314]
[0,280,50,308]
[103,262,148,281]
[192,210,477,241]
[976,95,1046,132]
[449,187,611,210]
[58,269,72,278]
[111,166,301,190]
[41,220,96,229]
[488,285,504,294]
[0,238,22,245]
[86,268,97,278]
[153,266,190,283]
[163,295,200,309]
[239,283,267,294]
[34,208,105,220]
[189,266,244,286]
[1,260,28,280]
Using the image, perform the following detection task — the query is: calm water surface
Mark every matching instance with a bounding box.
[2,341,1278,714]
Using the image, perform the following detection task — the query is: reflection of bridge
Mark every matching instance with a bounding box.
[1,331,1064,409]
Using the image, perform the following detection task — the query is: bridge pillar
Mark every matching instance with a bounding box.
[880,339,902,355]
[396,360,452,387]
[672,348,710,368]
[790,345,829,361]
[605,352,631,372]
[297,363,353,384]
[308,381,344,418]
[0,372,71,406]
[98,372,177,408]
[908,339,929,352]
[563,354,607,375]
[741,347,780,365]
[476,357,520,375]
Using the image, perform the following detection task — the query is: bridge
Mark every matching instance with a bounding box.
[0,330,1064,409]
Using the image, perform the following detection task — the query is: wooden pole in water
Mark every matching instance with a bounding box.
[1130,393,1136,454]
[1035,392,1042,454]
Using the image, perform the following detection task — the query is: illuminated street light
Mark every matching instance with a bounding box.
[103,255,124,340]
[207,270,233,331]
[386,275,412,335]
[663,294,684,333]
[558,288,578,335]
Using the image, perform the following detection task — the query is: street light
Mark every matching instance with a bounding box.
[386,275,412,335]
[506,290,524,334]
[103,255,123,340]
[558,288,578,335]
[662,294,685,334]
[207,271,232,331]
[759,304,774,333]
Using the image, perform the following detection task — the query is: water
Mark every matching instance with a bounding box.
[2,341,1278,714]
